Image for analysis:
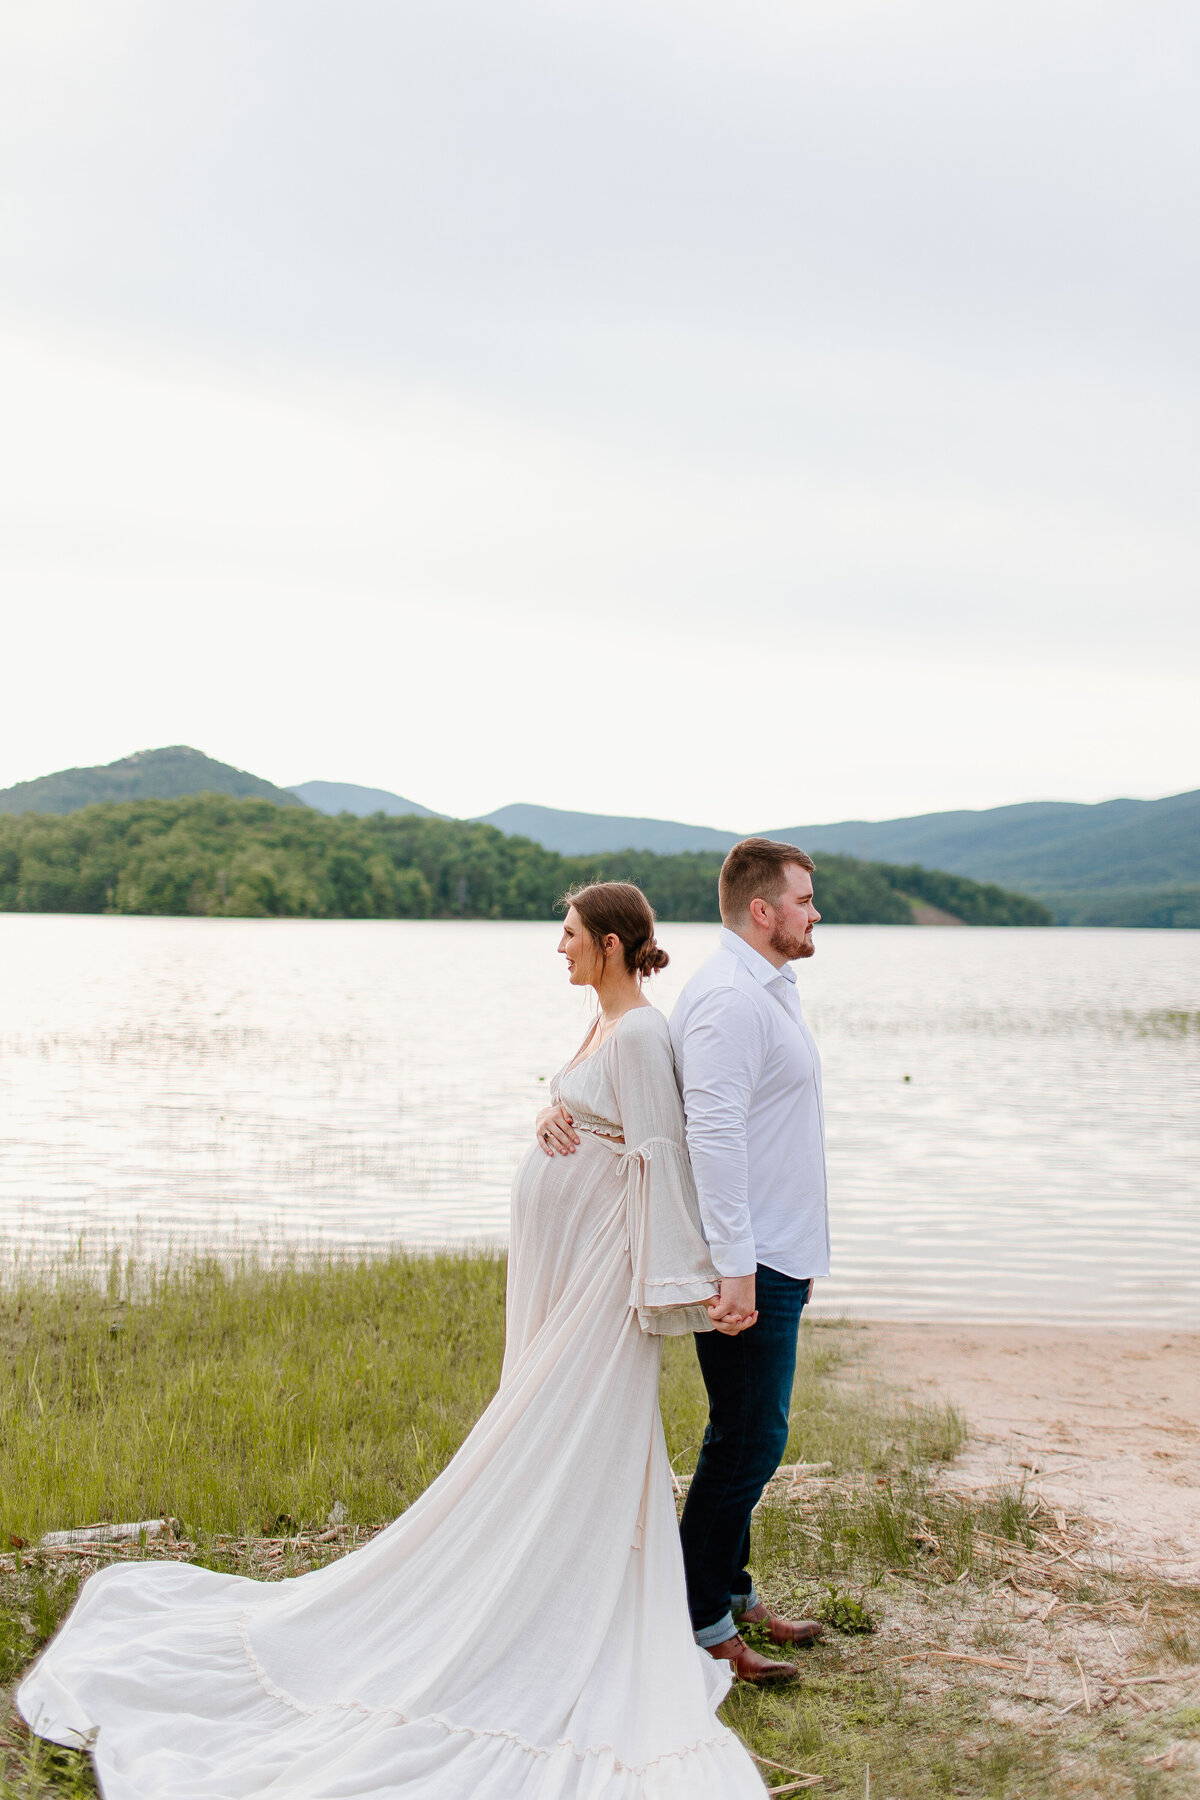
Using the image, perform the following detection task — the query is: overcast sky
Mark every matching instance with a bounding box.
[1,0,1196,828]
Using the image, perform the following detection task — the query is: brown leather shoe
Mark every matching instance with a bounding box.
[736,1600,824,1647]
[704,1632,801,1683]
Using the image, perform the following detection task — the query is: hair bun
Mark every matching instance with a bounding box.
[635,937,669,977]
[558,880,664,981]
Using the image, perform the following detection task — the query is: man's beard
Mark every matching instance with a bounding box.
[769,923,815,961]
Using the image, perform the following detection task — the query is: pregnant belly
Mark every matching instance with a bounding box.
[510,1132,627,1265]
[505,1133,636,1360]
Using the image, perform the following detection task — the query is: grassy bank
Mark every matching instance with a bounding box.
[3,1254,1198,1797]
[1,1251,509,1542]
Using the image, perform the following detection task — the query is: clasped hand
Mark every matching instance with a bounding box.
[704,1275,758,1337]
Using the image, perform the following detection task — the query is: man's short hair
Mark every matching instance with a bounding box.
[718,837,815,925]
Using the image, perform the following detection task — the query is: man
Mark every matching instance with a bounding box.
[669,837,830,1682]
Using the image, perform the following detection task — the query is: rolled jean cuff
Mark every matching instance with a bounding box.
[731,1583,759,1617]
[694,1611,737,1649]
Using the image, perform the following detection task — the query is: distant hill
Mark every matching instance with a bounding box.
[1041,885,1200,929]
[761,788,1200,894]
[8,748,1193,924]
[463,789,1200,925]
[289,780,443,819]
[473,803,737,856]
[0,747,303,815]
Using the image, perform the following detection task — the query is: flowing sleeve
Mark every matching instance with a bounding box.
[609,1011,721,1335]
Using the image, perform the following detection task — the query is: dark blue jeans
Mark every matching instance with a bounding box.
[679,1263,810,1643]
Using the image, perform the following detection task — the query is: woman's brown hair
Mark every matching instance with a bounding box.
[558,881,669,978]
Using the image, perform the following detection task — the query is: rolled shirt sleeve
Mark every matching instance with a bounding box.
[674,987,766,1277]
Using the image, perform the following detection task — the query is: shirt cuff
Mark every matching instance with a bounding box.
[707,1236,757,1278]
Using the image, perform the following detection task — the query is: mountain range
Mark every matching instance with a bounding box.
[2,750,1196,926]
[307,788,1200,925]
[463,795,1200,903]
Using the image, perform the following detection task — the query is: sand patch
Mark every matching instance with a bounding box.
[852,1323,1200,1583]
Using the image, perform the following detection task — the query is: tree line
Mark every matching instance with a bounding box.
[0,796,1053,926]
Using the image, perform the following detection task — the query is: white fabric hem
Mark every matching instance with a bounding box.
[237,1614,737,1778]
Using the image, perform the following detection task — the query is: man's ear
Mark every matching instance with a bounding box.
[747,896,772,931]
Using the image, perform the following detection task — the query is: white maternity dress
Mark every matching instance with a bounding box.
[18,1005,766,1798]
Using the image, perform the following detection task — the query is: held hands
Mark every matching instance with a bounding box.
[704,1274,758,1336]
[535,1101,581,1157]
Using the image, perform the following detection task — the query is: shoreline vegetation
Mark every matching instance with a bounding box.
[0,796,1052,927]
[3,1252,1198,1796]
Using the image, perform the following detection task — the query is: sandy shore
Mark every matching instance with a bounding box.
[851,1323,1200,1583]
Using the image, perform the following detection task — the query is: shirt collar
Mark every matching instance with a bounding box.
[719,926,797,987]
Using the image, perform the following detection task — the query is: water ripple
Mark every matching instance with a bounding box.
[1,916,1197,1324]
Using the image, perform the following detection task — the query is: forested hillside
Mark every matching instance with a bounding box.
[468,791,1200,925]
[769,788,1200,895]
[0,746,302,815]
[0,798,1051,926]
[3,746,1189,924]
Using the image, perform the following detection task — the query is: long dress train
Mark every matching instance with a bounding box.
[18,1005,766,1797]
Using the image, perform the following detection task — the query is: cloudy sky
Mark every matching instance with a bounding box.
[1,0,1196,828]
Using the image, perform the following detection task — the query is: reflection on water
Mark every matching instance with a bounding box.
[1,916,1198,1324]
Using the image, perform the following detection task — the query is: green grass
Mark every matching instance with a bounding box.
[3,1254,1199,1798]
[1,1249,509,1543]
[661,1322,967,1481]
[1,1254,962,1546]
[750,1470,1037,1590]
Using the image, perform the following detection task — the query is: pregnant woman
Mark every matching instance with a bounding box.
[19,881,766,1798]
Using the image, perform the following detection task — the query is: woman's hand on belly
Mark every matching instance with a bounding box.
[535,1101,581,1156]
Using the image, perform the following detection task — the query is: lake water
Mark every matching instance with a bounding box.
[1,916,1197,1324]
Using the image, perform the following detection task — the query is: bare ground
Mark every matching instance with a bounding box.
[853,1324,1200,1584]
